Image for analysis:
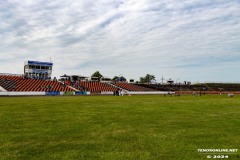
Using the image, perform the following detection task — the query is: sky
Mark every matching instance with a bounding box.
[0,0,240,83]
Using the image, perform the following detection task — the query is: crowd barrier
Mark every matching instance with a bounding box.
[74,91,90,95]
[176,91,240,95]
[45,91,60,96]
[100,91,175,95]
[0,92,45,96]
[0,91,91,96]
[3,91,239,96]
[0,91,174,96]
[101,91,114,95]
[60,92,74,96]
[128,91,175,95]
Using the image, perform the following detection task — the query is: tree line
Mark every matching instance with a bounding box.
[91,71,155,84]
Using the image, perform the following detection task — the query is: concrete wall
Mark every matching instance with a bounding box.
[128,91,175,95]
[0,92,45,96]
[0,86,7,92]
[101,91,175,95]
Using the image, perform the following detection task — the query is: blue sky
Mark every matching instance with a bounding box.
[0,0,240,83]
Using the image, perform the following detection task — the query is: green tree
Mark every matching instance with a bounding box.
[139,74,155,84]
[91,71,103,80]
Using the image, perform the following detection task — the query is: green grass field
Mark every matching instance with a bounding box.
[0,95,239,160]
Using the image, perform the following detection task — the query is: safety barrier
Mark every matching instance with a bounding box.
[60,92,74,96]
[0,92,45,96]
[45,91,60,96]
[101,91,114,95]
[0,91,171,96]
[75,91,90,95]
[101,91,173,95]
[128,91,175,95]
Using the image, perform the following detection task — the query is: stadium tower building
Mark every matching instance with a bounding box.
[24,60,53,79]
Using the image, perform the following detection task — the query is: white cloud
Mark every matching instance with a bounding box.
[0,0,240,82]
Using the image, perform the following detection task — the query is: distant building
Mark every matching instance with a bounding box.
[24,60,53,79]
[127,79,135,83]
[100,77,111,82]
[60,74,88,82]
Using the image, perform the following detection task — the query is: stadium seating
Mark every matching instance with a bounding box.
[0,78,16,91]
[1,74,240,94]
[75,81,117,93]
[112,82,157,91]
[202,83,240,91]
[137,83,240,92]
[0,75,75,92]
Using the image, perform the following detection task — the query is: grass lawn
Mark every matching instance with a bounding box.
[0,95,239,160]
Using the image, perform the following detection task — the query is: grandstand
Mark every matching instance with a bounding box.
[112,82,157,92]
[59,75,158,93]
[75,81,117,93]
[1,72,240,95]
[0,74,75,92]
[136,83,240,94]
[1,71,240,95]
[0,60,240,96]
